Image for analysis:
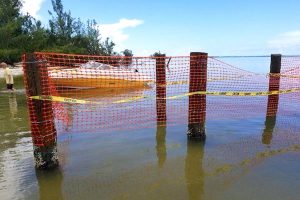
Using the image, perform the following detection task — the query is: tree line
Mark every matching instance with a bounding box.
[0,0,133,64]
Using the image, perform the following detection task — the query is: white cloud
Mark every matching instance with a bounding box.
[98,18,143,51]
[268,30,300,51]
[21,0,45,19]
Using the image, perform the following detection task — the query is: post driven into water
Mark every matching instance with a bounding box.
[155,54,167,167]
[262,54,281,144]
[156,54,167,123]
[188,52,208,140]
[23,53,58,169]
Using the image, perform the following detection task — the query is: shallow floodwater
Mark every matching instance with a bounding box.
[0,79,300,200]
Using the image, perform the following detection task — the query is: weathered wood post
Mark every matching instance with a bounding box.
[262,54,281,144]
[188,52,208,140]
[156,54,167,123]
[185,140,205,199]
[23,53,58,169]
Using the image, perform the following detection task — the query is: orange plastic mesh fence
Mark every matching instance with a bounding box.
[22,52,300,146]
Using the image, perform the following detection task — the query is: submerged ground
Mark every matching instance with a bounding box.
[0,76,300,200]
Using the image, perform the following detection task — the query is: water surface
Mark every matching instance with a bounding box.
[0,77,300,200]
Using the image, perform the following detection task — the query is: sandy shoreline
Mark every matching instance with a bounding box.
[0,67,23,77]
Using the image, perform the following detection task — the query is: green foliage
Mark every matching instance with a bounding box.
[0,0,50,63]
[0,0,21,25]
[0,49,21,64]
[122,49,133,57]
[0,0,118,63]
[85,19,101,54]
[48,0,75,44]
[47,0,117,55]
[101,38,116,56]
[151,51,165,57]
[120,49,133,66]
[0,0,23,63]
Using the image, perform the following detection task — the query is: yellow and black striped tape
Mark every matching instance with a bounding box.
[29,95,148,105]
[29,88,300,105]
[167,88,300,99]
[268,73,300,79]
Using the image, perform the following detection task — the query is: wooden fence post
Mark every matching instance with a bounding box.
[263,54,281,144]
[188,52,208,140]
[23,53,58,169]
[156,54,167,123]
[266,54,281,117]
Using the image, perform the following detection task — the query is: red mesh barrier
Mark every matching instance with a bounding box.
[22,52,300,146]
[22,54,57,147]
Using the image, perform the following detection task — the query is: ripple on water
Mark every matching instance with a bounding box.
[0,134,37,200]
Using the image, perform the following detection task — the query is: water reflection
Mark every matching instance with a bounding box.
[54,87,152,133]
[56,87,149,99]
[36,168,64,200]
[262,116,276,145]
[156,123,166,168]
[61,104,74,132]
[8,94,18,120]
[185,140,205,200]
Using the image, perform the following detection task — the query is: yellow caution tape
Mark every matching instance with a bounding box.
[30,95,150,105]
[30,95,96,104]
[268,73,300,78]
[166,88,300,99]
[29,88,300,105]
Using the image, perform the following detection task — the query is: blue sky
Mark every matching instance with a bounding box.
[22,0,300,56]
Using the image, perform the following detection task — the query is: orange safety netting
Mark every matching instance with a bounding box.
[22,52,300,146]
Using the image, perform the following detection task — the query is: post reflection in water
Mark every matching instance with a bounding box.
[8,94,18,120]
[262,116,276,145]
[64,104,74,132]
[185,140,205,200]
[156,122,167,168]
[36,168,64,200]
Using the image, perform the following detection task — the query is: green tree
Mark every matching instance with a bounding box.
[47,0,83,53]
[151,51,165,57]
[85,19,103,55]
[0,0,21,25]
[101,38,115,56]
[121,49,133,66]
[0,0,24,63]
[0,0,49,63]
[0,0,118,63]
[47,0,117,55]
[122,49,133,57]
